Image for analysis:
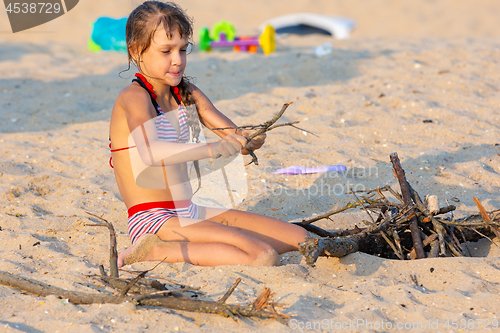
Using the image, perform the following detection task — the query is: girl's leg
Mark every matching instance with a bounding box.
[118,216,280,267]
[201,207,309,254]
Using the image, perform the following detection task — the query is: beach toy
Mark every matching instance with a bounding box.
[273,165,347,175]
[313,42,334,57]
[259,13,356,40]
[210,20,236,42]
[199,21,275,54]
[88,17,127,53]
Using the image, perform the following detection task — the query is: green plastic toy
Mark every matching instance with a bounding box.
[199,20,275,54]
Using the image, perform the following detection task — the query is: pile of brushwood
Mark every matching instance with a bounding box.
[297,152,500,265]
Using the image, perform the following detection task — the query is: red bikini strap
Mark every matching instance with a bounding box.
[134,73,157,100]
[172,86,182,105]
[134,73,182,105]
[109,142,137,169]
[110,146,136,153]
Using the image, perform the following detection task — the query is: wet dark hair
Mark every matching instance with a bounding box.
[124,1,202,142]
[125,1,193,104]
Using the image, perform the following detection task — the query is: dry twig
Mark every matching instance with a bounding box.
[212,102,314,165]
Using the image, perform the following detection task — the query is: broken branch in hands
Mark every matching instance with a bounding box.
[211,102,316,165]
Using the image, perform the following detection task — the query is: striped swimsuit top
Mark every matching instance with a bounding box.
[155,102,189,143]
[109,74,189,168]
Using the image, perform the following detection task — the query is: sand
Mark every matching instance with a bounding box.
[1,0,500,332]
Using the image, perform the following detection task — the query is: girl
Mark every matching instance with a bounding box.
[109,1,309,267]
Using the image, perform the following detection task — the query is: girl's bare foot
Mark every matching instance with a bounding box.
[117,234,165,267]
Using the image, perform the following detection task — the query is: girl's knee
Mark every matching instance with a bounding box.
[298,226,309,240]
[248,247,280,267]
[291,224,309,243]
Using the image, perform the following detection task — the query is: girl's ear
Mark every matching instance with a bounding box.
[128,44,141,62]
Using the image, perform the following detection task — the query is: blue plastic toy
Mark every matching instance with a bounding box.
[88,17,127,52]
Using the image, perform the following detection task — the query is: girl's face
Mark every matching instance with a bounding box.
[139,27,189,87]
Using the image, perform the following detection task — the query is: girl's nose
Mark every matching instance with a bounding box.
[171,51,183,66]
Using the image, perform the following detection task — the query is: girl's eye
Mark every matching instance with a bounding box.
[162,50,171,54]
[180,49,187,53]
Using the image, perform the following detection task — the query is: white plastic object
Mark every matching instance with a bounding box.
[259,13,356,40]
[314,42,333,57]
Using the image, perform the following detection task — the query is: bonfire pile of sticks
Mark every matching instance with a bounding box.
[297,152,500,264]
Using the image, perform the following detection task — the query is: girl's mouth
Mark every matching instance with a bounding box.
[168,72,181,77]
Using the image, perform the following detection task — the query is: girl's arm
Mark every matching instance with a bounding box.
[123,86,244,165]
[190,84,266,154]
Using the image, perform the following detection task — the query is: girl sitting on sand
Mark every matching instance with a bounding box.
[109,1,309,267]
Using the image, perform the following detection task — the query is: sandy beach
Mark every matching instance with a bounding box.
[1,0,500,332]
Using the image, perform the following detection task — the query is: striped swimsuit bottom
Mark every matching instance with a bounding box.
[128,200,199,245]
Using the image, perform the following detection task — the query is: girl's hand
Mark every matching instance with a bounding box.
[241,130,267,151]
[209,133,246,159]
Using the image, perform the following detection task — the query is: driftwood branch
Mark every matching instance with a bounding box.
[244,102,291,166]
[299,194,385,226]
[390,152,426,259]
[118,269,191,288]
[299,235,360,266]
[267,121,318,137]
[212,102,312,166]
[85,212,119,278]
[0,271,285,319]
[217,278,241,304]
[293,222,366,238]
[252,287,272,310]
